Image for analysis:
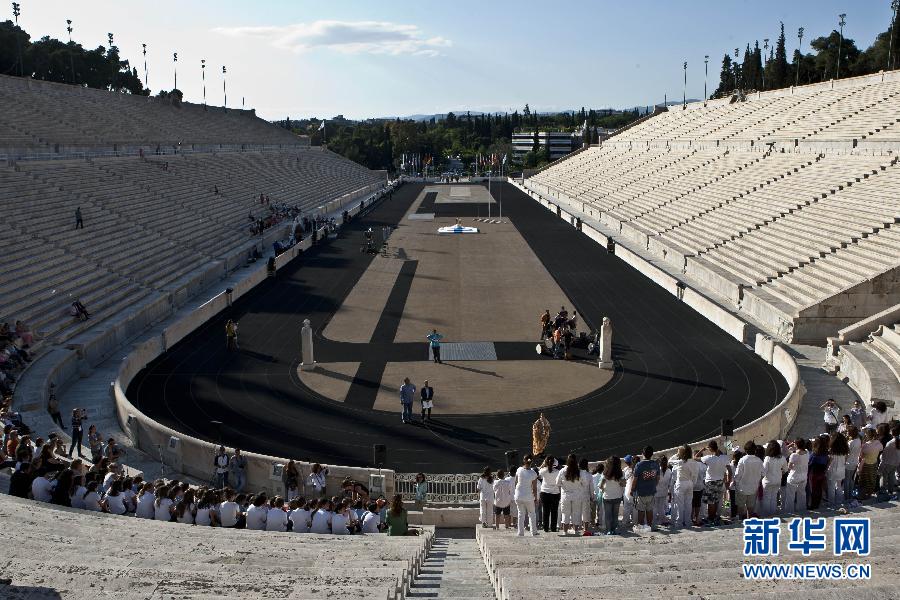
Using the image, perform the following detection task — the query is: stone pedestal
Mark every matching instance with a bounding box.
[300,318,316,371]
[598,316,613,370]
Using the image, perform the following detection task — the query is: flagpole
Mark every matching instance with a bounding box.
[499,159,503,222]
[488,165,491,219]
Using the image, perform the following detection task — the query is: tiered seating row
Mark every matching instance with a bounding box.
[605,76,900,143]
[0,73,303,151]
[0,149,383,341]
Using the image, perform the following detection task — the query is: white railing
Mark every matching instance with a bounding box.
[394,473,480,504]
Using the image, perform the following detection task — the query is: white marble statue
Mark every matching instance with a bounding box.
[598,316,613,370]
[300,318,316,371]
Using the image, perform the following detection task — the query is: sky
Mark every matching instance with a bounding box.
[15,1,897,120]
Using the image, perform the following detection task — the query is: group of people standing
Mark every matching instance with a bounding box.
[399,378,435,424]
[474,414,900,538]
[539,306,578,360]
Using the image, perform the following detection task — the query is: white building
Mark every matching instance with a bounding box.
[511,131,577,161]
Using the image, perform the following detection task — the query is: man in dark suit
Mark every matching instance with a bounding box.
[420,380,434,422]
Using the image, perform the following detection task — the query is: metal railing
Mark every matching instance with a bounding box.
[394,473,480,504]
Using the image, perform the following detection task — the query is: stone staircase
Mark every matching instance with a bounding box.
[407,535,494,600]
[476,503,900,600]
[0,492,433,600]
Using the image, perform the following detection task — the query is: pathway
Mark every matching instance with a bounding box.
[408,535,494,600]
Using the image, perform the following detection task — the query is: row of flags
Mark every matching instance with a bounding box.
[401,153,433,171]
[400,152,508,171]
[475,153,507,170]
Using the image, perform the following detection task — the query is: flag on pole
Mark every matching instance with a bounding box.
[318,120,325,130]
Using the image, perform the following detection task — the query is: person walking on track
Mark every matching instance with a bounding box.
[427,329,443,364]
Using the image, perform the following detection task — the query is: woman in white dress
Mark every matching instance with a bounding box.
[555,454,585,535]
[477,468,495,527]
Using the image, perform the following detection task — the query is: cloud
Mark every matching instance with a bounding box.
[213,20,451,57]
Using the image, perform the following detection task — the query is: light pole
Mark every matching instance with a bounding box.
[11,2,21,76]
[67,20,75,84]
[142,43,148,88]
[704,55,709,101]
[734,47,739,90]
[763,39,769,89]
[108,33,116,90]
[682,61,687,108]
[222,65,227,108]
[836,14,847,79]
[796,27,804,86]
[890,0,900,70]
[173,52,178,90]
[201,59,206,105]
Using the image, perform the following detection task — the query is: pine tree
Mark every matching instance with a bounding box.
[714,54,733,96]
[768,22,789,89]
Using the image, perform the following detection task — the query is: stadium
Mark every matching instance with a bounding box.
[1,2,899,599]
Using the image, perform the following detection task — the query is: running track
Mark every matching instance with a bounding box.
[129,182,787,472]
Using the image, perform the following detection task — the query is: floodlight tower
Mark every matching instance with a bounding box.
[890,0,900,70]
[67,20,75,84]
[201,59,206,105]
[222,65,227,107]
[682,61,687,108]
[173,52,178,90]
[142,43,148,88]
[796,27,804,86]
[762,39,769,89]
[704,55,709,101]
[11,2,21,76]
[734,47,739,90]
[836,14,847,79]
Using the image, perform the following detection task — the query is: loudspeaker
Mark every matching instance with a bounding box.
[505,450,520,472]
[373,444,387,467]
[721,418,734,437]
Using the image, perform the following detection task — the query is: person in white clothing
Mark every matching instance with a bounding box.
[514,456,539,537]
[555,455,586,534]
[868,401,890,428]
[82,481,102,512]
[361,503,381,533]
[845,426,862,503]
[734,441,764,520]
[266,497,289,532]
[699,441,729,525]
[70,477,89,510]
[578,458,593,529]
[492,469,513,529]
[538,456,561,532]
[154,486,176,521]
[219,489,242,528]
[330,500,353,535]
[245,494,269,530]
[175,489,196,525]
[620,455,635,530]
[103,480,128,516]
[761,440,788,516]
[599,457,625,535]
[477,468,495,527]
[669,445,700,528]
[653,456,672,527]
[784,438,809,514]
[826,432,849,507]
[289,499,312,533]
[31,473,54,503]
[309,499,333,534]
